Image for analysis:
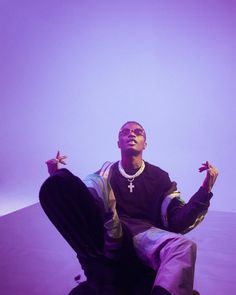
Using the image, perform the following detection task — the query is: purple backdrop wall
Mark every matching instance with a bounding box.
[0,0,235,215]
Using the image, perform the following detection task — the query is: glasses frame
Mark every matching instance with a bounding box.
[119,128,145,137]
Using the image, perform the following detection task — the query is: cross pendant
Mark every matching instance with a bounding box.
[128,182,134,193]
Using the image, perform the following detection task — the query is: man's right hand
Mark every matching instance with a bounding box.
[46,151,67,176]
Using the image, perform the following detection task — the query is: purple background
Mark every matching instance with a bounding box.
[0,0,235,215]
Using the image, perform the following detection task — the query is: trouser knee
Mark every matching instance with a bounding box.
[39,174,61,204]
[39,168,78,204]
[182,236,197,253]
[174,235,197,259]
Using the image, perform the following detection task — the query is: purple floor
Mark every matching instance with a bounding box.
[0,204,235,295]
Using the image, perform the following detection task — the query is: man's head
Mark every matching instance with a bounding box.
[117,121,147,156]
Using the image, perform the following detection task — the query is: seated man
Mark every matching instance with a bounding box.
[39,121,218,295]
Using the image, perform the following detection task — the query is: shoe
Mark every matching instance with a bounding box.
[68,281,124,295]
[68,281,93,295]
[193,291,200,295]
[152,286,171,295]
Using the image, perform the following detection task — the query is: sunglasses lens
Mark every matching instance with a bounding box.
[120,129,130,136]
[120,128,144,136]
[134,128,144,136]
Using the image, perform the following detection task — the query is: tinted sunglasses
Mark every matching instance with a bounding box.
[119,128,145,137]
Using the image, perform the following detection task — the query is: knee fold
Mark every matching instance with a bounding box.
[177,236,197,255]
[39,173,64,203]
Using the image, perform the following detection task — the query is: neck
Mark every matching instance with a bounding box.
[121,154,143,174]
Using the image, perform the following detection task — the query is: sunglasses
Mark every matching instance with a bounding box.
[119,128,145,137]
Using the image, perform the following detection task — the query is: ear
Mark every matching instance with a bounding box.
[117,140,121,149]
[143,141,147,150]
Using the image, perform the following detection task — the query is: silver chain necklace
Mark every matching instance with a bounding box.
[118,160,145,193]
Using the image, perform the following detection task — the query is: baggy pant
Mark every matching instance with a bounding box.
[39,168,196,295]
[128,223,197,295]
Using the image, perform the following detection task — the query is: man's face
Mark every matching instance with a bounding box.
[117,122,147,155]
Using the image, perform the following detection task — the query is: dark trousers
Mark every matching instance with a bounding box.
[39,169,105,258]
[39,169,155,294]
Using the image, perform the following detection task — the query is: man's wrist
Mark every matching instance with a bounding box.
[201,185,211,194]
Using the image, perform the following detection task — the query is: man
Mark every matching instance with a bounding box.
[39,121,218,295]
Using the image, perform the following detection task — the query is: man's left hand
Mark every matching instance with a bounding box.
[199,161,218,193]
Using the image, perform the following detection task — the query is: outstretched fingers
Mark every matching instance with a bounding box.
[55,150,67,165]
[199,161,219,192]
[198,161,209,172]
